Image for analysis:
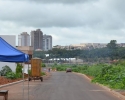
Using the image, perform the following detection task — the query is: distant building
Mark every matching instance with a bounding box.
[43,34,52,51]
[53,45,62,49]
[117,43,125,47]
[69,44,86,50]
[16,46,33,60]
[53,43,108,50]
[31,29,43,50]
[18,32,30,46]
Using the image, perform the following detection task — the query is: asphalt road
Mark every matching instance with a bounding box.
[0,72,121,100]
[30,72,120,100]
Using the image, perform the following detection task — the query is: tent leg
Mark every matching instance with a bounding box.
[22,63,25,100]
[28,64,29,100]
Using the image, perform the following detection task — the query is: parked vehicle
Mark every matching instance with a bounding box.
[66,68,72,73]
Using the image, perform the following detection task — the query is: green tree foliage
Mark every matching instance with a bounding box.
[41,72,46,76]
[6,72,17,79]
[0,65,12,76]
[41,63,46,67]
[92,64,125,89]
[107,40,118,49]
[33,51,46,59]
[16,63,22,74]
[15,63,23,78]
[106,40,119,60]
[28,70,31,76]
[33,40,125,63]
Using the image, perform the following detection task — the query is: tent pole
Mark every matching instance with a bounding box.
[22,63,25,100]
[28,63,29,100]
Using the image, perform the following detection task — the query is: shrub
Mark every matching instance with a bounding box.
[0,65,12,76]
[28,70,31,76]
[15,73,22,78]
[41,63,46,67]
[6,72,17,79]
[16,63,22,74]
[41,72,46,76]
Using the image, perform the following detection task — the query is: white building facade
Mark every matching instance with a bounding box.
[43,34,52,51]
[18,32,30,46]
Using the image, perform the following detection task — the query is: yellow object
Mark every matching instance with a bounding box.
[31,58,42,77]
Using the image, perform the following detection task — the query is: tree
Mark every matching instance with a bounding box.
[107,40,118,60]
[107,40,117,49]
[16,63,23,73]
[0,65,12,76]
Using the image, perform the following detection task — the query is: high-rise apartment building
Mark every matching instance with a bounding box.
[31,29,43,50]
[43,34,52,51]
[18,32,30,46]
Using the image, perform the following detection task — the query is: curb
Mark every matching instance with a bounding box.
[74,72,125,100]
[0,80,24,88]
[0,73,52,88]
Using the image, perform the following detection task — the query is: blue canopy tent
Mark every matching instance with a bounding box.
[0,37,29,62]
[0,37,29,100]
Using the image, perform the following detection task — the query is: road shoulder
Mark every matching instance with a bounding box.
[74,72,125,100]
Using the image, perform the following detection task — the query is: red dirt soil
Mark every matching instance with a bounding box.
[0,77,23,85]
[0,72,50,85]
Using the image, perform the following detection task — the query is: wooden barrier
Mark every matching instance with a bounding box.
[0,90,8,100]
[29,58,43,82]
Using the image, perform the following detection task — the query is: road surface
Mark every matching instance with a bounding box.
[30,72,120,100]
[0,72,121,100]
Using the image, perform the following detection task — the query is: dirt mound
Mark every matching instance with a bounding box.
[0,77,22,85]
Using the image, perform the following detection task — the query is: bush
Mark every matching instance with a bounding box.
[15,73,22,78]
[6,72,17,79]
[28,70,31,76]
[41,63,46,67]
[91,64,125,89]
[16,63,22,74]
[0,65,12,76]
[41,72,46,76]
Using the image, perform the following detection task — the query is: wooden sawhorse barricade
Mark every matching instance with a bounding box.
[0,90,8,100]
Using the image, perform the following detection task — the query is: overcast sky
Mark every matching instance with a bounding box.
[0,0,125,46]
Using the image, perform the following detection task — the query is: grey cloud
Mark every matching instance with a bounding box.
[1,0,125,30]
[25,0,98,4]
[0,2,86,27]
[1,0,125,46]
